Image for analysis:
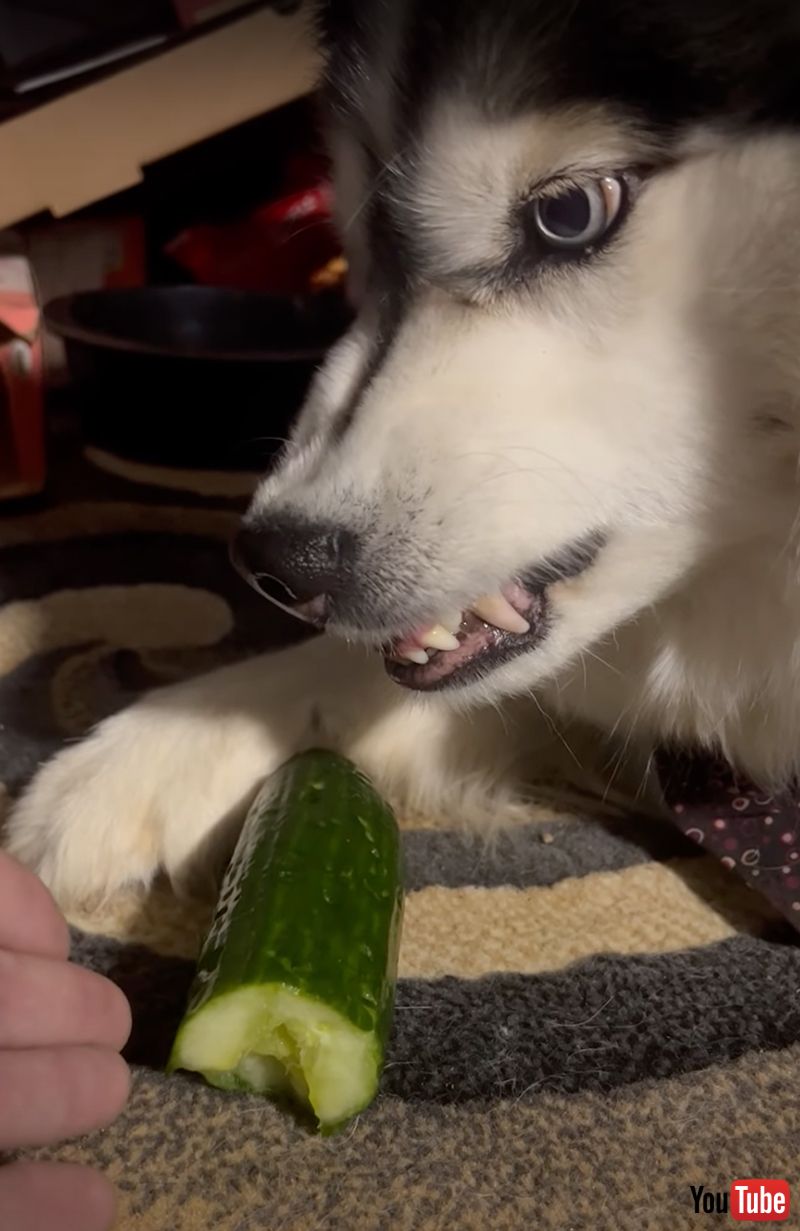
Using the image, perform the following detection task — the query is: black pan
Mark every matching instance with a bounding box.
[45,286,350,471]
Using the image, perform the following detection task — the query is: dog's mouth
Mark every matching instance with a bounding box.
[383,533,604,693]
[384,580,548,691]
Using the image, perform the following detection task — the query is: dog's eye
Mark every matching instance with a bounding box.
[533,176,625,251]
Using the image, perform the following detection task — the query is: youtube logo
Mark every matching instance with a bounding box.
[730,1179,790,1222]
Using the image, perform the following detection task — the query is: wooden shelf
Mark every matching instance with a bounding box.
[0,4,321,229]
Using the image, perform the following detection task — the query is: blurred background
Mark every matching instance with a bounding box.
[0,0,350,499]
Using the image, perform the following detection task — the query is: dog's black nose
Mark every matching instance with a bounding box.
[231,518,357,625]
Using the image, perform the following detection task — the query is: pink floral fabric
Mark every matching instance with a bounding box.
[658,751,800,931]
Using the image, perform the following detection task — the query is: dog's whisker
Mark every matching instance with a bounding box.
[341,153,403,235]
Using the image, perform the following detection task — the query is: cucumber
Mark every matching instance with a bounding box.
[168,749,404,1133]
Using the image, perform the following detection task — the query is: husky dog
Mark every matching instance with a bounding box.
[8,1,800,905]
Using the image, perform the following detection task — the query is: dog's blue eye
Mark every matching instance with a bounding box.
[533,176,625,251]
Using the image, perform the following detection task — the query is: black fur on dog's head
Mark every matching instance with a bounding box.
[319,0,800,134]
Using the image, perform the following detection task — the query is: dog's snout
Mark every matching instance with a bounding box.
[231,518,357,625]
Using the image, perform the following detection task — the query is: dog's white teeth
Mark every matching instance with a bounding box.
[419,624,460,652]
[440,611,464,635]
[404,648,431,665]
[471,593,530,635]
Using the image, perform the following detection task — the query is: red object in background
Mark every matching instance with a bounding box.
[166,154,342,296]
[0,256,45,500]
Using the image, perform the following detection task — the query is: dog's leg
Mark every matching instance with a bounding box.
[5,637,525,909]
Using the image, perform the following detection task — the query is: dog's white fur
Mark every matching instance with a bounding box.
[8,107,800,907]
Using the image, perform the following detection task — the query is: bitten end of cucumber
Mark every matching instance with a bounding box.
[169,983,381,1132]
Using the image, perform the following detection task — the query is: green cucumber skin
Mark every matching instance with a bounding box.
[181,749,403,1049]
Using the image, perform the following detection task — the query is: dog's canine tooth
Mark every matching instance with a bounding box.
[440,611,465,635]
[471,594,531,635]
[404,648,430,665]
[420,624,460,652]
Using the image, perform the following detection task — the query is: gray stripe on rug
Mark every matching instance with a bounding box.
[70,930,800,1098]
[402,815,700,891]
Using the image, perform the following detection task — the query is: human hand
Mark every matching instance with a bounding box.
[0,851,131,1231]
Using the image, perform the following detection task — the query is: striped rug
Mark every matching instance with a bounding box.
[1,435,798,1231]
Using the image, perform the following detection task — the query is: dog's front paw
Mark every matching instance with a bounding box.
[6,710,164,910]
[5,689,279,911]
